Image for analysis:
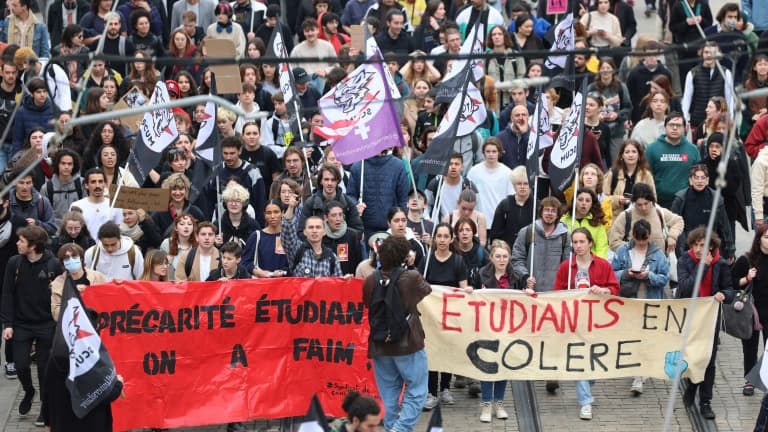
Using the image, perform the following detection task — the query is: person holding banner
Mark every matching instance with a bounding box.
[553,227,619,420]
[611,219,670,395]
[419,223,469,409]
[281,193,343,277]
[477,239,517,422]
[329,390,382,432]
[362,235,430,432]
[677,227,733,420]
[160,214,198,280]
[387,207,426,270]
[243,200,289,278]
[139,249,170,281]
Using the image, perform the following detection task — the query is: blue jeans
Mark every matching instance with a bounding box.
[373,350,428,432]
[575,380,595,406]
[0,142,11,173]
[755,392,768,431]
[480,380,507,402]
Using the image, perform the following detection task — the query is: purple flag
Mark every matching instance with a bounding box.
[314,59,404,164]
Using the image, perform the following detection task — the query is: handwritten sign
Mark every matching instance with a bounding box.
[108,186,169,211]
[207,39,243,94]
[547,0,568,15]
[419,287,718,383]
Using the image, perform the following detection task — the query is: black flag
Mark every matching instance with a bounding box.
[127,81,179,183]
[549,79,587,192]
[297,394,330,432]
[188,76,220,203]
[53,275,119,419]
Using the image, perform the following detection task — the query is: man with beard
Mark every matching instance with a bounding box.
[300,164,363,232]
[69,168,123,238]
[496,105,530,170]
[8,173,57,236]
[100,12,135,76]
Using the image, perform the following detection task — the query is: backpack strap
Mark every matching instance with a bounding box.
[184,247,198,278]
[74,178,83,199]
[37,196,44,220]
[610,167,619,194]
[291,243,310,275]
[118,36,126,57]
[46,182,53,201]
[251,230,262,269]
[623,209,632,242]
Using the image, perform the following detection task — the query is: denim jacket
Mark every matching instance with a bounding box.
[0,17,50,58]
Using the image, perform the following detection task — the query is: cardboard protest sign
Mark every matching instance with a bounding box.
[83,278,379,431]
[349,24,365,53]
[207,39,243,94]
[547,0,568,14]
[108,185,169,211]
[114,86,147,132]
[419,287,719,383]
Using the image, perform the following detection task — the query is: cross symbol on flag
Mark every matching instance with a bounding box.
[354,123,370,140]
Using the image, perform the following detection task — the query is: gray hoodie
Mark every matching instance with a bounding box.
[41,174,84,225]
[511,219,571,292]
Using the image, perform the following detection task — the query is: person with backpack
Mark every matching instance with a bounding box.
[1,226,62,427]
[9,171,58,236]
[281,193,342,277]
[608,183,683,256]
[362,235,431,432]
[299,164,364,233]
[41,149,85,226]
[175,222,222,282]
[490,165,534,248]
[84,222,144,280]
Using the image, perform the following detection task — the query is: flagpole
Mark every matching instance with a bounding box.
[566,168,579,291]
[359,160,365,203]
[529,174,539,276]
[424,175,444,280]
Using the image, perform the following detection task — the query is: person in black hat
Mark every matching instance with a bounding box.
[293,67,322,117]
[254,5,295,52]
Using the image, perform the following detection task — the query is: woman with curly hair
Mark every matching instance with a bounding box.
[82,121,130,171]
[561,189,609,258]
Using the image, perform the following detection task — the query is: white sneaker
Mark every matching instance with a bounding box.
[495,401,509,419]
[631,377,644,395]
[423,393,439,410]
[580,404,592,420]
[440,388,455,404]
[480,402,492,423]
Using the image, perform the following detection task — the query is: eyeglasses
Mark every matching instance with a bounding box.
[691,175,709,181]
[666,122,684,129]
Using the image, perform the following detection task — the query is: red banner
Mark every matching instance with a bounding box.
[83,278,379,431]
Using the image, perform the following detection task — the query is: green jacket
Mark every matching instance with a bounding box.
[646,134,701,204]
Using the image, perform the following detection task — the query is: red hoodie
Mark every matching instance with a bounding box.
[746,115,768,159]
[552,254,620,295]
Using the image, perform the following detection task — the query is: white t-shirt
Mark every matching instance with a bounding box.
[69,198,123,239]
[467,163,514,227]
[199,254,212,282]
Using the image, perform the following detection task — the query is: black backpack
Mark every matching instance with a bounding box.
[369,267,409,344]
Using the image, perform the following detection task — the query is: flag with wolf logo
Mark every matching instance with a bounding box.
[267,24,297,110]
[127,81,179,183]
[416,69,484,175]
[313,55,404,164]
[549,80,587,193]
[54,275,119,419]
[187,76,220,203]
[435,21,485,104]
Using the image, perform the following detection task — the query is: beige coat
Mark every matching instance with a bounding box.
[602,168,657,217]
[175,247,221,281]
[608,205,684,253]
[51,269,107,321]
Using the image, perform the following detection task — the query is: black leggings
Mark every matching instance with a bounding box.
[428,371,452,395]
[13,326,54,415]
[742,302,768,376]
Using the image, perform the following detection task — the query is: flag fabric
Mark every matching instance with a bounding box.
[526,91,549,184]
[416,69,482,176]
[548,80,587,192]
[188,80,220,202]
[544,12,574,73]
[426,404,443,432]
[297,394,330,432]
[365,28,401,100]
[127,81,179,183]
[435,21,485,104]
[313,56,404,164]
[54,275,119,419]
[267,24,297,108]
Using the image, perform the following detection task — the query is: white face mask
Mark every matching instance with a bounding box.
[724,18,737,30]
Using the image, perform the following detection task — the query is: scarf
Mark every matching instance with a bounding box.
[688,248,720,297]
[324,220,348,239]
[120,222,143,242]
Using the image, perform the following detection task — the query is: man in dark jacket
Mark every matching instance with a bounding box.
[300,164,364,232]
[625,40,673,123]
[1,226,63,426]
[348,150,410,237]
[362,235,431,432]
[11,78,54,156]
[495,105,530,170]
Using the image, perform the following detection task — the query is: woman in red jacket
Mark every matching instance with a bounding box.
[552,227,618,421]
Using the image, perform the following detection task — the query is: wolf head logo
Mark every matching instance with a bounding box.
[334,70,374,114]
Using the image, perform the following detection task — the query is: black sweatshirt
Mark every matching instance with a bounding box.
[1,251,63,328]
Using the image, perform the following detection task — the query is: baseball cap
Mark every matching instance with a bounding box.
[293,67,310,84]
[165,80,181,97]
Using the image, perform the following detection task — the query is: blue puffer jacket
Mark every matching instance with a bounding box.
[12,95,54,155]
[347,154,410,232]
[611,240,669,299]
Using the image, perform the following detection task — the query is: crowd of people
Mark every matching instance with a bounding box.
[0,0,766,430]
